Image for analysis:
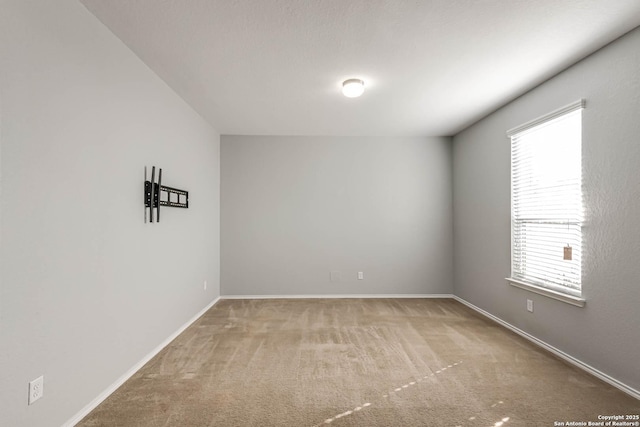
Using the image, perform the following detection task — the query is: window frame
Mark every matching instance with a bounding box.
[505,100,586,307]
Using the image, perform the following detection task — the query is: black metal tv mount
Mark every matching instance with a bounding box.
[144,166,189,223]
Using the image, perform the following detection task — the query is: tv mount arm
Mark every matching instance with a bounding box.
[144,166,189,223]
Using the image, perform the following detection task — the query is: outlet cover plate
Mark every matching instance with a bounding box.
[29,375,44,405]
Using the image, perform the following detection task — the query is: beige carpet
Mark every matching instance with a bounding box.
[78,298,639,426]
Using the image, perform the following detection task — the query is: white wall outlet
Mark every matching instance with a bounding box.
[204,280,207,290]
[28,375,44,405]
[527,299,534,313]
[357,271,364,280]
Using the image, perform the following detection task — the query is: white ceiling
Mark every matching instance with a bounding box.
[81,0,640,136]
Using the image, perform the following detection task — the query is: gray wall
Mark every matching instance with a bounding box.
[0,1,220,425]
[453,26,640,392]
[221,136,452,296]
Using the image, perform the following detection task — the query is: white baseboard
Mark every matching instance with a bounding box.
[452,295,640,401]
[62,297,221,427]
[222,294,454,299]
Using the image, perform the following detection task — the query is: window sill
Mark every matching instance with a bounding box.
[506,278,586,307]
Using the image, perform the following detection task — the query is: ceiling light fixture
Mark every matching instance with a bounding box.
[342,78,365,98]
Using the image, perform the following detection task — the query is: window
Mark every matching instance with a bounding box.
[507,100,585,305]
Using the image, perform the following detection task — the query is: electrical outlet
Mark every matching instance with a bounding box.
[357,271,364,280]
[527,299,534,313]
[204,280,207,290]
[28,375,44,405]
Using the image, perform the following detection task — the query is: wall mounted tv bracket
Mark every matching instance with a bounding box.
[144,166,189,223]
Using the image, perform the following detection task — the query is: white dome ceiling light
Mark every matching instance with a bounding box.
[342,78,365,98]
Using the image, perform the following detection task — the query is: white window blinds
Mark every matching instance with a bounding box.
[508,100,584,297]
